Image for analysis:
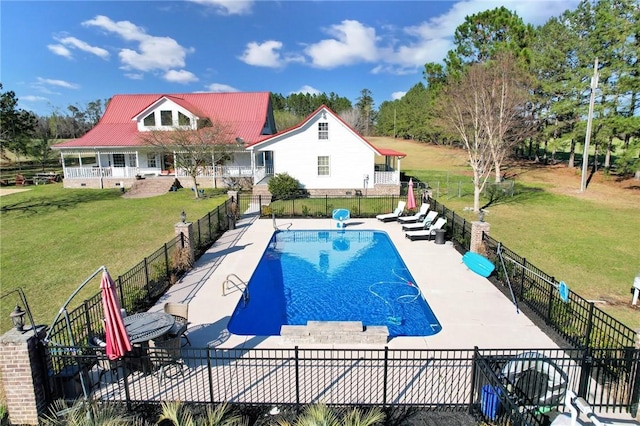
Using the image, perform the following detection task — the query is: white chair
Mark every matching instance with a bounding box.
[405,218,447,241]
[397,204,430,224]
[401,211,438,231]
[376,201,406,222]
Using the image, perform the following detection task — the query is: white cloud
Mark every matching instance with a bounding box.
[305,20,378,69]
[56,36,109,59]
[36,77,80,90]
[188,0,253,15]
[164,70,199,84]
[391,91,406,100]
[291,85,321,95]
[205,83,239,92]
[125,73,144,80]
[83,15,194,72]
[239,40,283,68]
[48,44,72,59]
[21,95,49,103]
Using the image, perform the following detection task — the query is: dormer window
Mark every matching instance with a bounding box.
[143,113,156,127]
[318,122,328,140]
[161,110,172,126]
[178,112,190,126]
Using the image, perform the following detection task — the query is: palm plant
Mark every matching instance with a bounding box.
[158,401,245,426]
[274,404,384,426]
[40,399,146,426]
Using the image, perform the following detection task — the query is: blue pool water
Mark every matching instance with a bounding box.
[227,230,442,337]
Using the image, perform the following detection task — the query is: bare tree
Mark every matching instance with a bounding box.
[138,122,235,198]
[434,64,494,213]
[339,108,366,134]
[481,53,532,183]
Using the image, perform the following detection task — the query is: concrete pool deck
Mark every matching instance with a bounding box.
[155,211,559,351]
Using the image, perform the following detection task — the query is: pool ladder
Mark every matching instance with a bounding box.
[222,274,249,306]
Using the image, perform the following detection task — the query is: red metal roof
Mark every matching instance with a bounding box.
[247,104,406,158]
[53,92,272,149]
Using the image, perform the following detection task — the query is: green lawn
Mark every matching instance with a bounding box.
[1,153,638,333]
[408,169,640,329]
[0,184,226,332]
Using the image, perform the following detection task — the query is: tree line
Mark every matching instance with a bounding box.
[375,0,639,185]
[2,0,637,183]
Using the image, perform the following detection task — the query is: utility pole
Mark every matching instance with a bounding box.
[393,108,396,139]
[580,58,598,192]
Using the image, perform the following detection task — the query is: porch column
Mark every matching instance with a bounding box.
[97,150,103,189]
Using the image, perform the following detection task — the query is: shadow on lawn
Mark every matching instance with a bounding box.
[480,184,547,211]
[0,190,121,215]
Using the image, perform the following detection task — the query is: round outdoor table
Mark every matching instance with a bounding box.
[124,312,175,344]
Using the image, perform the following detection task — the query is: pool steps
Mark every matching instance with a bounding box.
[281,321,388,345]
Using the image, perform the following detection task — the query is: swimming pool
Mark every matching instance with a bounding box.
[227,230,442,337]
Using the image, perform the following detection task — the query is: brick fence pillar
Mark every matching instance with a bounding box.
[0,326,48,425]
[175,219,195,266]
[470,221,490,254]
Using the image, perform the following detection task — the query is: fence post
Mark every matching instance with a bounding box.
[578,347,593,397]
[175,220,195,267]
[519,258,527,299]
[470,221,490,254]
[383,346,389,407]
[164,242,170,279]
[325,195,328,217]
[631,333,640,420]
[143,257,151,299]
[585,302,595,348]
[546,276,556,324]
[469,346,479,414]
[207,349,214,403]
[295,346,300,406]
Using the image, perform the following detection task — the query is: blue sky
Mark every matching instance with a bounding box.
[2,0,579,116]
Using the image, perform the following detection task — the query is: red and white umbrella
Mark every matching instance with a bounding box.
[406,178,417,211]
[100,269,132,360]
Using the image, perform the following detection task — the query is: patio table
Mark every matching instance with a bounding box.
[124,312,175,344]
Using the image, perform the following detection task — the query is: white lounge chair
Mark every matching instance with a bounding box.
[401,211,438,231]
[397,203,430,224]
[376,201,406,222]
[405,218,447,241]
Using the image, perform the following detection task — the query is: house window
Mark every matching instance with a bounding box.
[161,110,172,126]
[178,112,190,126]
[318,122,328,140]
[113,154,125,168]
[147,153,157,168]
[143,113,156,127]
[317,156,330,176]
[128,154,137,167]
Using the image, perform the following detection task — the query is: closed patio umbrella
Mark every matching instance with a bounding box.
[406,178,416,211]
[101,269,132,360]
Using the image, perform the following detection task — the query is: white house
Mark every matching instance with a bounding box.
[249,104,405,196]
[52,92,405,195]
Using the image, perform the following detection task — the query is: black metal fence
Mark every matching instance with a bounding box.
[481,234,637,351]
[46,346,639,418]
[41,193,640,422]
[45,197,238,354]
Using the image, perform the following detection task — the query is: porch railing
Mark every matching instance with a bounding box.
[175,166,254,178]
[62,166,141,179]
[374,170,400,185]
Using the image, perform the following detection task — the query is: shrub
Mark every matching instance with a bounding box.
[268,173,301,200]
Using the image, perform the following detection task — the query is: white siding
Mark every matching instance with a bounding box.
[258,110,376,190]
